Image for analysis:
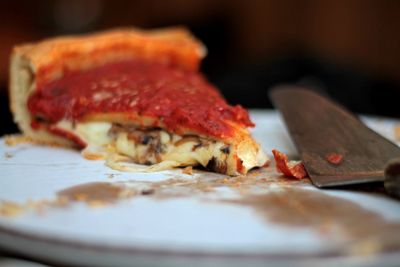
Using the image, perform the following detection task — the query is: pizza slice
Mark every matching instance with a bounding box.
[9,27,268,175]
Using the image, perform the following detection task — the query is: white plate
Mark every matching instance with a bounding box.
[1,110,400,267]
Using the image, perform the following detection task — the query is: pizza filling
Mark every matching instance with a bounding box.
[53,120,251,174]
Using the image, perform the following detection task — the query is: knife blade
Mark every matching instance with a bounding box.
[269,86,400,197]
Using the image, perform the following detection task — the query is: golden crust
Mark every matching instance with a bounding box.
[13,27,206,85]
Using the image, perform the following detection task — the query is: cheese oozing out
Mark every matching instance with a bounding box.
[55,120,268,175]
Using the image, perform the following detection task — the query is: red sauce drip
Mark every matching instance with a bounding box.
[326,153,344,165]
[28,60,253,139]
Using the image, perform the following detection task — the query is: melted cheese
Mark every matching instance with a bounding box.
[54,120,267,175]
[114,131,227,168]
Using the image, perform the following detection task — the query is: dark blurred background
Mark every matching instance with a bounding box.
[1,0,400,135]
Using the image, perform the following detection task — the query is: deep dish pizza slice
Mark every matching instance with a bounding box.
[9,27,267,175]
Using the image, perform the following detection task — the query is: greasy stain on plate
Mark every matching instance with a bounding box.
[57,182,135,206]
[226,188,400,255]
[1,169,400,256]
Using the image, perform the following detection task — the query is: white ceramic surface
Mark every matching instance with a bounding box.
[0,110,400,267]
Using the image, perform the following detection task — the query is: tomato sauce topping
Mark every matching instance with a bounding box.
[272,149,308,180]
[28,60,254,139]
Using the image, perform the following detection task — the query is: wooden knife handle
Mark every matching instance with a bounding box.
[384,158,400,199]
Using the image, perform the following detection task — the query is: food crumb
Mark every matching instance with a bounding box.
[394,125,400,141]
[81,149,106,160]
[88,200,107,207]
[4,152,13,159]
[0,201,24,217]
[182,166,193,175]
[4,135,31,146]
[272,149,307,179]
[141,188,155,195]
